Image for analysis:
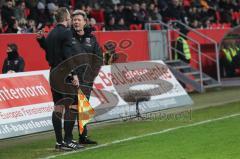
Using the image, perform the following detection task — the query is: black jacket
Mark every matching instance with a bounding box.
[37,24,73,69]
[1,5,15,25]
[70,29,103,90]
[37,26,103,95]
[2,55,25,73]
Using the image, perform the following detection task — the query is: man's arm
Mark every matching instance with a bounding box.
[36,30,47,51]
[62,29,79,87]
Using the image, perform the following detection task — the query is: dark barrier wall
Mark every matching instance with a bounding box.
[0,31,150,72]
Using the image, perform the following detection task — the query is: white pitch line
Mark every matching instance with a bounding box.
[41,113,240,159]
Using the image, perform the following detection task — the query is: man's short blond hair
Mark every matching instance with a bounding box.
[72,10,87,20]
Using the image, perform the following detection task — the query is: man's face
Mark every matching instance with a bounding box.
[72,14,86,32]
[7,1,13,8]
[21,2,25,9]
[7,47,12,53]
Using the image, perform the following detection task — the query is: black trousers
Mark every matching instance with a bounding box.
[220,58,235,77]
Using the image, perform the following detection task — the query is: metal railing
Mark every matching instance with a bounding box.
[145,20,222,91]
[145,21,205,91]
[169,20,221,84]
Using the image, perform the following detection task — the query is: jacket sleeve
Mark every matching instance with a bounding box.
[37,37,47,51]
[17,57,25,72]
[2,59,8,73]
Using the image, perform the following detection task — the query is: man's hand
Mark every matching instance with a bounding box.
[36,29,44,39]
[72,75,80,87]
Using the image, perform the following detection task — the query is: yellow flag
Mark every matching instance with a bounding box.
[77,89,95,134]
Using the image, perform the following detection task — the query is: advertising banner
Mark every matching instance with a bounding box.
[0,61,193,139]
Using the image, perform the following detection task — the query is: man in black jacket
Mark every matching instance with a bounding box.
[37,7,82,151]
[68,10,103,145]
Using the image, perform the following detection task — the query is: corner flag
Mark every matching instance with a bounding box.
[77,89,95,134]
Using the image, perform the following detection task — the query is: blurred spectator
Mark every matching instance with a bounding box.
[0,18,4,33]
[115,18,129,30]
[1,0,15,25]
[148,4,162,22]
[47,2,58,14]
[84,4,93,19]
[190,19,202,28]
[14,1,29,20]
[140,2,148,21]
[36,1,49,29]
[18,18,28,33]
[1,0,240,33]
[2,43,25,74]
[25,0,38,22]
[47,2,58,24]
[89,17,96,26]
[57,0,70,7]
[132,3,145,25]
[105,16,117,30]
[5,19,20,33]
[122,2,134,26]
[26,19,37,33]
[163,0,188,22]
[112,3,125,22]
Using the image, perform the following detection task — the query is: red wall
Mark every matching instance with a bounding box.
[0,31,150,73]
[0,29,231,76]
[0,34,49,72]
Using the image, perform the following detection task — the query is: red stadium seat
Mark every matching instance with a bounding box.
[222,23,231,28]
[93,23,103,31]
[210,23,221,29]
[235,68,240,76]
[152,24,161,30]
[130,24,142,30]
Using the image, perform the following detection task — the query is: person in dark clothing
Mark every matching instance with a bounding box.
[67,9,103,145]
[132,3,145,25]
[2,43,25,74]
[5,19,20,33]
[163,0,187,22]
[37,7,82,151]
[115,18,129,30]
[1,0,15,26]
[105,16,117,30]
[123,2,134,26]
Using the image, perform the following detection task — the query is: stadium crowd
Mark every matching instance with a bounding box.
[0,0,240,34]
